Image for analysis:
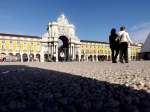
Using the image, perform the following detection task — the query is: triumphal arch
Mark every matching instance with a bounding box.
[41,14,81,62]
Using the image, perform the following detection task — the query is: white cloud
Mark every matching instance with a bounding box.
[130,22,150,30]
[0,14,11,19]
[129,22,150,43]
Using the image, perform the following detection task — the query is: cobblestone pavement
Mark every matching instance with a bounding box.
[0,61,150,112]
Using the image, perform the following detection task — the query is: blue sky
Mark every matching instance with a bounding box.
[0,0,150,43]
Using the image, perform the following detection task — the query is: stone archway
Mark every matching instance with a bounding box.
[58,36,69,61]
[29,53,34,62]
[16,53,21,62]
[0,53,6,62]
[41,14,81,62]
[36,54,40,62]
[44,54,48,62]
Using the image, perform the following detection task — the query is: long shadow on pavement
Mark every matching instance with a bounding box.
[0,65,150,112]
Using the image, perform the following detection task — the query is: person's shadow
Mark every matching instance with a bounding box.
[0,65,150,112]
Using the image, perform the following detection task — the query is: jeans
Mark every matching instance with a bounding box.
[110,47,119,62]
[120,42,128,62]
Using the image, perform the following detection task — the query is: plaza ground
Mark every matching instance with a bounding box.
[0,61,150,112]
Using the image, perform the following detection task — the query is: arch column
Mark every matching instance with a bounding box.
[96,55,98,61]
[92,55,94,62]
[128,44,131,61]
[41,44,45,62]
[20,53,23,62]
[77,45,81,62]
[55,44,58,62]
[72,45,75,60]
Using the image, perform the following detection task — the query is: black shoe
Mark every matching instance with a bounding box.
[125,61,128,63]
[113,61,117,63]
[119,60,124,63]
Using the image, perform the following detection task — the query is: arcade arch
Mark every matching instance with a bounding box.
[22,53,28,62]
[16,53,21,62]
[29,53,34,62]
[36,54,40,62]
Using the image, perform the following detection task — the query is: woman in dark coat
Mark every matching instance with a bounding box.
[109,28,119,63]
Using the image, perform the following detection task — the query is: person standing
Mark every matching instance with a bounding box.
[116,26,133,63]
[60,51,65,62]
[109,28,119,63]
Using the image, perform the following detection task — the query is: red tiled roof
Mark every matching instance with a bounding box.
[0,33,41,39]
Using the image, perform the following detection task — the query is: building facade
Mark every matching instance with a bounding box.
[0,14,142,62]
[139,33,150,60]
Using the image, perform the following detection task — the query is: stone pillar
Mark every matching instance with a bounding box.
[52,44,54,56]
[128,44,131,61]
[78,46,81,62]
[73,45,75,59]
[41,44,45,62]
[20,53,23,62]
[28,53,29,62]
[92,55,94,62]
[68,44,71,56]
[49,43,51,55]
[96,55,98,61]
[56,44,58,62]
[70,45,72,57]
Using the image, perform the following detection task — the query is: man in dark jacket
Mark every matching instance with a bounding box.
[109,28,119,63]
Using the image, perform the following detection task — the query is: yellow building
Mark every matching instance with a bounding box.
[0,33,41,62]
[0,14,142,62]
[80,40,111,61]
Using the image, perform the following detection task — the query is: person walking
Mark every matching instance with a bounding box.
[116,26,133,63]
[109,28,119,63]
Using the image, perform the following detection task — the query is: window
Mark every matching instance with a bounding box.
[9,44,13,51]
[82,49,84,53]
[24,42,27,50]
[2,45,5,50]
[36,43,40,52]
[2,40,5,43]
[30,42,33,51]
[17,45,20,50]
[37,46,40,51]
[17,41,20,44]
[9,41,13,51]
[30,45,33,51]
